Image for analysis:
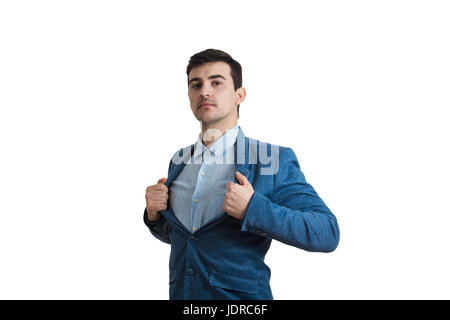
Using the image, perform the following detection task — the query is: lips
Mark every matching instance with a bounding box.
[199,102,215,109]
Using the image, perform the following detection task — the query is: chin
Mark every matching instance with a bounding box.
[200,116,222,125]
[197,112,218,122]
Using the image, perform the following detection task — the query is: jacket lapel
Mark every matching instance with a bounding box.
[158,145,194,233]
[165,144,194,187]
[234,127,254,184]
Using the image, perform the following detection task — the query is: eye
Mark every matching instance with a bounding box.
[191,83,201,89]
[213,81,221,85]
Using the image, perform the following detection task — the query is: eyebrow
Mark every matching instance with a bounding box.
[188,74,227,85]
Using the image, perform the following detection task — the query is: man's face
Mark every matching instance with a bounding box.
[188,61,242,126]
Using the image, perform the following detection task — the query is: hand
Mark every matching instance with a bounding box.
[223,171,254,220]
[145,177,168,222]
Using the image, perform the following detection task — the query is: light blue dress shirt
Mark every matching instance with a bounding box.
[169,124,240,233]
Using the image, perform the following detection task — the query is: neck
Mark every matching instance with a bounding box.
[201,120,238,147]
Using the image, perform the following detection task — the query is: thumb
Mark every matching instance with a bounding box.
[157,177,167,184]
[235,171,247,186]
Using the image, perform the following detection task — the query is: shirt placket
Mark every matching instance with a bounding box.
[190,152,212,233]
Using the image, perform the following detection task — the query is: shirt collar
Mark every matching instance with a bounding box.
[193,124,240,159]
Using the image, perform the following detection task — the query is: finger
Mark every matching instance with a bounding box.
[154,183,168,192]
[222,199,230,212]
[235,171,247,186]
[148,200,167,208]
[147,192,168,200]
[151,201,167,207]
[147,197,167,204]
[147,189,167,196]
[157,177,167,184]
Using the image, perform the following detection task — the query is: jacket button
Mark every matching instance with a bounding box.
[186,268,194,276]
[190,237,199,243]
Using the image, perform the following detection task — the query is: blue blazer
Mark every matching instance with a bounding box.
[144,128,340,300]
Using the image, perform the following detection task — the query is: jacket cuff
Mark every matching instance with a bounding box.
[240,191,270,237]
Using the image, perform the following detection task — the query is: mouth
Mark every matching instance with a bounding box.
[198,103,215,109]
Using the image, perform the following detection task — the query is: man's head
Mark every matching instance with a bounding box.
[187,49,245,127]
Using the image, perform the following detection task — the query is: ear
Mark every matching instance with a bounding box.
[235,87,246,105]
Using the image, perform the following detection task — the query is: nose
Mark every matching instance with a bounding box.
[199,83,212,98]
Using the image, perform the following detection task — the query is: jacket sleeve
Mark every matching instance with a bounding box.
[143,208,171,244]
[240,147,340,252]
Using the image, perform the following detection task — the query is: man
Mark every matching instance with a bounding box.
[143,49,340,300]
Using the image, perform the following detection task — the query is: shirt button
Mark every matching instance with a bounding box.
[200,171,205,176]
[186,268,194,276]
[194,198,199,203]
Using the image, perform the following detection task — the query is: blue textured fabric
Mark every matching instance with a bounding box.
[169,124,239,232]
[143,127,340,300]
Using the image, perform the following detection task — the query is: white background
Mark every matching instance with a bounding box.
[1,0,449,299]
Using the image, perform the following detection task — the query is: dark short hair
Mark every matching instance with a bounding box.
[186,49,243,117]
